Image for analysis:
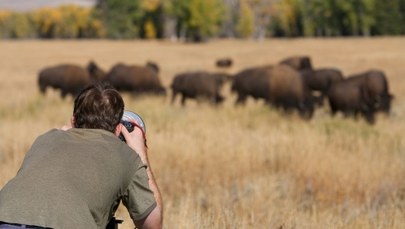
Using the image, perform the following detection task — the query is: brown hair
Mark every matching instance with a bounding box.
[73,83,124,133]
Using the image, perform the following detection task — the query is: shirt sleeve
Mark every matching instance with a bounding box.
[122,164,157,221]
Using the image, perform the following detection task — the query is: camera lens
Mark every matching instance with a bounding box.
[121,111,146,133]
[118,111,146,142]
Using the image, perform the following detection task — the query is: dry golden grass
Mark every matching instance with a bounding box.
[1,38,405,229]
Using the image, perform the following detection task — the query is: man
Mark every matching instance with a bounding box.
[0,83,163,229]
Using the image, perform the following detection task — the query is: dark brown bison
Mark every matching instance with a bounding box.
[267,65,315,119]
[279,56,313,71]
[171,71,231,106]
[38,61,104,98]
[231,64,315,119]
[231,65,273,105]
[344,70,393,114]
[105,62,166,95]
[327,80,376,124]
[216,58,233,68]
[300,68,344,105]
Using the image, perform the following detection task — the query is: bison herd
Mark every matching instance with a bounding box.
[38,55,393,124]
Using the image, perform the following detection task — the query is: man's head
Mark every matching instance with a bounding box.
[72,83,124,133]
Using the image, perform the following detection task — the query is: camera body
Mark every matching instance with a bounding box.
[118,111,146,142]
[106,217,123,229]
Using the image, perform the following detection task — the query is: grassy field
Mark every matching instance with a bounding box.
[0,38,404,229]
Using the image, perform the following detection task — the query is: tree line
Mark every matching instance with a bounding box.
[0,0,404,40]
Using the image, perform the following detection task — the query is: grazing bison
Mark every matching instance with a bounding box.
[105,62,166,95]
[267,65,315,119]
[345,70,393,114]
[231,65,273,105]
[231,64,315,119]
[300,68,344,105]
[38,61,104,98]
[327,80,375,124]
[279,56,313,71]
[171,71,231,106]
[216,58,233,68]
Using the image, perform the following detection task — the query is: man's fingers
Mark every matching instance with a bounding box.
[120,123,143,141]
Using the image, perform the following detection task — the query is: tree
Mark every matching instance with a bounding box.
[372,0,403,35]
[219,0,239,38]
[32,7,62,38]
[140,0,164,39]
[271,0,303,37]
[96,0,143,39]
[236,0,254,38]
[166,0,225,42]
[248,0,274,39]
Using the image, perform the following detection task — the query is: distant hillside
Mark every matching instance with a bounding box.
[0,0,96,12]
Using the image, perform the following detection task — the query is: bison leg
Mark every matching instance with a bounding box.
[181,94,187,106]
[39,85,47,94]
[363,111,376,125]
[380,94,393,115]
[297,102,312,120]
[171,91,178,104]
[214,94,225,105]
[60,90,68,99]
[328,100,338,116]
[235,93,247,106]
[317,93,325,107]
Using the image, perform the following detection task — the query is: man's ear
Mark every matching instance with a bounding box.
[70,116,75,128]
[115,124,122,136]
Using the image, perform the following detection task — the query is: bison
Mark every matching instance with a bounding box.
[171,71,231,106]
[216,58,233,68]
[267,65,315,119]
[299,68,344,105]
[231,64,315,119]
[279,56,313,71]
[344,69,393,114]
[105,62,166,95]
[327,80,376,124]
[231,65,273,105]
[38,61,105,98]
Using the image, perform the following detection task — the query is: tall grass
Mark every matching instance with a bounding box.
[0,38,404,228]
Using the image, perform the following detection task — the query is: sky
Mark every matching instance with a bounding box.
[0,0,96,11]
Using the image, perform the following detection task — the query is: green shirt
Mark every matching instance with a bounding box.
[0,128,156,229]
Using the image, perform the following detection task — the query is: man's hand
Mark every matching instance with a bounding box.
[120,123,148,164]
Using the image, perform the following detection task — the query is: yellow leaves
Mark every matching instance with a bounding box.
[0,10,11,23]
[32,7,62,36]
[273,0,300,36]
[143,0,161,12]
[144,19,156,39]
[237,0,255,38]
[29,5,103,38]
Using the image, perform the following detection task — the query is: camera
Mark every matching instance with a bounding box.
[106,217,123,229]
[119,111,146,142]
